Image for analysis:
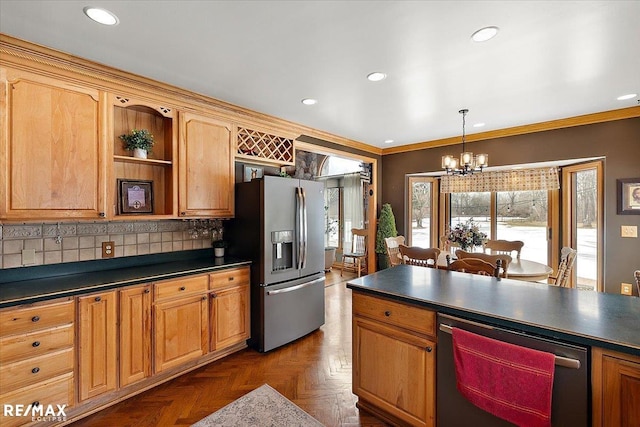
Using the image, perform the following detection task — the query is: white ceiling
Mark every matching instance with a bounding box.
[1,1,638,149]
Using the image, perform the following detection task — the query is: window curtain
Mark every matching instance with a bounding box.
[343,173,364,250]
[440,167,560,193]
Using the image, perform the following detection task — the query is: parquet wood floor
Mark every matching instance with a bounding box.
[71,270,389,427]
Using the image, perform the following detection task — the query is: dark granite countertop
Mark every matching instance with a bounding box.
[0,249,251,308]
[347,265,640,356]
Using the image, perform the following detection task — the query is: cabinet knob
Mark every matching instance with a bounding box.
[181,212,186,216]
[144,289,150,294]
[384,311,391,317]
[98,212,106,218]
[32,367,40,374]
[180,286,186,291]
[95,296,102,302]
[211,292,217,298]
[202,296,207,301]
[31,316,40,322]
[426,346,433,353]
[228,277,234,281]
[32,341,40,348]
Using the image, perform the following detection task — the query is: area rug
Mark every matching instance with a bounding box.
[191,384,324,427]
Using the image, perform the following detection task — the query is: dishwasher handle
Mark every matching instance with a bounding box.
[439,323,582,370]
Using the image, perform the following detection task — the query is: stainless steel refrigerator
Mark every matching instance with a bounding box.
[228,175,325,352]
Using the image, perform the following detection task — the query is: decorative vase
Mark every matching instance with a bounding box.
[214,247,225,258]
[133,148,148,159]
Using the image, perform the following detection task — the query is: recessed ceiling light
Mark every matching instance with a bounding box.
[301,98,318,105]
[617,93,637,101]
[384,139,394,144]
[471,26,499,42]
[83,6,119,26]
[473,123,486,128]
[367,72,387,82]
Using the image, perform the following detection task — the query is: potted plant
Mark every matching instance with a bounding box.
[212,240,227,258]
[119,129,154,159]
[375,203,398,270]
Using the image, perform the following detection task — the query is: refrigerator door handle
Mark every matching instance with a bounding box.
[265,277,324,295]
[296,187,304,270]
[301,187,308,268]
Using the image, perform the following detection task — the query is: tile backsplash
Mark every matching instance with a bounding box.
[0,220,221,269]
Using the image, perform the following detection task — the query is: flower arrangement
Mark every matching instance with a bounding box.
[447,218,487,251]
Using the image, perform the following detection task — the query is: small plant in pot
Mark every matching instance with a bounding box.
[212,240,227,258]
[375,203,398,270]
[119,129,154,159]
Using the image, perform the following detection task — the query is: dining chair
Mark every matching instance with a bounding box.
[446,254,502,278]
[399,245,440,268]
[455,249,511,278]
[634,270,639,296]
[548,247,577,287]
[483,239,524,260]
[340,228,368,277]
[384,236,406,267]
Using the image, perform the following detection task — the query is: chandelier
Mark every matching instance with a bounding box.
[441,109,488,175]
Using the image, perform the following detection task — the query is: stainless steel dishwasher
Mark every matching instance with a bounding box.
[437,313,588,426]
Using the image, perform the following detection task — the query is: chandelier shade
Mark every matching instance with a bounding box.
[442,109,488,175]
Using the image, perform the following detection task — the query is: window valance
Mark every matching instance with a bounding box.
[440,167,559,193]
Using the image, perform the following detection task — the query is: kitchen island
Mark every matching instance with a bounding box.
[347,265,640,427]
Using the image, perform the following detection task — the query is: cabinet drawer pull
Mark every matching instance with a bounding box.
[426,346,433,353]
[32,341,41,347]
[98,212,105,217]
[211,292,217,298]
[384,311,391,317]
[228,277,234,281]
[202,296,207,301]
[31,316,40,322]
[95,296,101,302]
[180,286,186,291]
[144,289,150,294]
[32,367,40,374]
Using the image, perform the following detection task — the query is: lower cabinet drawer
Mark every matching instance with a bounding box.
[0,299,74,337]
[154,275,209,301]
[352,292,436,337]
[0,324,74,364]
[0,372,74,427]
[0,348,74,394]
[210,267,250,289]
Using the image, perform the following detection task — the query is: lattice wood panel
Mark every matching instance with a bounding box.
[236,127,294,165]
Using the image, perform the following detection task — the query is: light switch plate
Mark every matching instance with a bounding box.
[621,225,637,238]
[621,283,633,296]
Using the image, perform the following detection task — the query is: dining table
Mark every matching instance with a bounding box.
[435,252,554,282]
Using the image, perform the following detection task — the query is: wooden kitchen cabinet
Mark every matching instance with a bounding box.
[178,112,234,217]
[592,347,640,427]
[0,298,75,427]
[352,292,436,427]
[119,284,152,387]
[0,68,106,220]
[153,276,209,373]
[77,291,117,401]
[209,267,250,350]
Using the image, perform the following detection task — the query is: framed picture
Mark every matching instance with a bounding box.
[118,180,154,214]
[617,177,640,215]
[243,165,263,182]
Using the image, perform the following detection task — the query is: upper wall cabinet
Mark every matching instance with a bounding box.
[235,125,296,167]
[108,94,178,219]
[179,112,234,218]
[0,68,106,220]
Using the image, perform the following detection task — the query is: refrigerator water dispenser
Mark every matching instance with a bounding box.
[271,230,293,271]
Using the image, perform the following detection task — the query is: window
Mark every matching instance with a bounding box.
[407,177,437,247]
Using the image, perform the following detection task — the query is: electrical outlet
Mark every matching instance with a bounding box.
[621,283,633,296]
[102,241,115,258]
[621,225,637,238]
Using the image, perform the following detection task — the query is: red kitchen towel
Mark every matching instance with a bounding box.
[452,327,556,427]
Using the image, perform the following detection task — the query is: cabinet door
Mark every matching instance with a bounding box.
[594,348,640,427]
[1,68,105,220]
[178,112,234,217]
[154,294,209,373]
[119,285,151,387]
[210,282,250,351]
[353,316,435,427]
[78,291,117,401]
